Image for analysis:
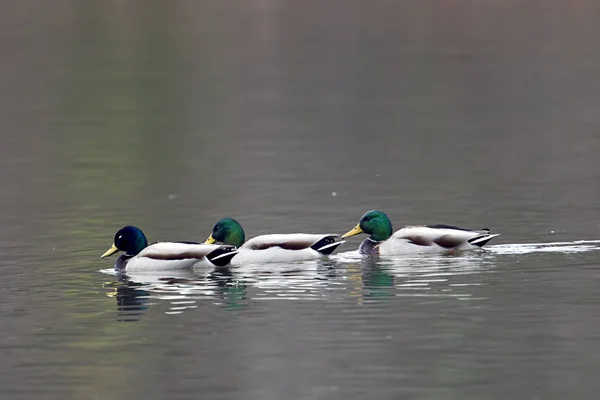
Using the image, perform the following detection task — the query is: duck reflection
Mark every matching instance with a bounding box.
[105,267,251,316]
[345,257,395,304]
[106,277,150,322]
[361,260,395,302]
[343,250,497,304]
[207,267,248,311]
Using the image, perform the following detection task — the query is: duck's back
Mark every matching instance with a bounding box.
[125,242,229,271]
[233,233,340,263]
[378,225,492,254]
[242,234,335,251]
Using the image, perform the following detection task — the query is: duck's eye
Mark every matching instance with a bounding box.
[214,225,221,231]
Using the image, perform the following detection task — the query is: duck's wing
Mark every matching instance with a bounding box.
[138,242,237,265]
[243,234,344,254]
[392,226,498,248]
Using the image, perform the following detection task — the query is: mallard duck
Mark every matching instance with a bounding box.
[341,210,500,255]
[101,226,238,271]
[203,217,344,263]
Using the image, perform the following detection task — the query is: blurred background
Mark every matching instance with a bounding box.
[2,1,600,399]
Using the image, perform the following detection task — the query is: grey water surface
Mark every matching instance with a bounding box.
[2,1,600,399]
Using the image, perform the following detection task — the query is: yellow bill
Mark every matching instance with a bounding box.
[101,243,119,259]
[204,234,216,244]
[341,224,364,239]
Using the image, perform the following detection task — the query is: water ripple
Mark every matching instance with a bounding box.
[98,238,600,319]
[98,247,502,318]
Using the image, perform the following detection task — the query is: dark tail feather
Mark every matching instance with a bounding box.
[468,233,500,247]
[311,236,345,255]
[206,246,238,267]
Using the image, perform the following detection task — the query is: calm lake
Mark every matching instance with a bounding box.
[2,1,600,399]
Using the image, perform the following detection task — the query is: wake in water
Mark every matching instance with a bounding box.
[331,239,600,259]
[488,239,600,255]
[330,240,600,263]
[98,239,600,277]
[97,238,600,317]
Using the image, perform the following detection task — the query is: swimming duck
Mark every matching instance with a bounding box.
[101,226,238,271]
[204,217,344,263]
[341,210,499,255]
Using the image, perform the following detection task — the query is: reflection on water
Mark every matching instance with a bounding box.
[108,280,150,322]
[105,238,599,322]
[103,248,502,319]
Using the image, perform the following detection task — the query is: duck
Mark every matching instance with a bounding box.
[341,210,500,255]
[101,226,238,271]
[203,217,344,264]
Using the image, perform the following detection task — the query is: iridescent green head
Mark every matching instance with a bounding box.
[101,226,149,259]
[342,210,393,242]
[204,218,246,247]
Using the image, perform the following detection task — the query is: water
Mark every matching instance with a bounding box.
[2,1,600,398]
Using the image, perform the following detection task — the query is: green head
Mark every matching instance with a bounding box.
[101,226,149,259]
[342,210,393,242]
[204,218,246,247]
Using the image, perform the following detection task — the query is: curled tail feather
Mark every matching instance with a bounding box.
[206,246,238,266]
[310,236,345,255]
[468,233,500,247]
